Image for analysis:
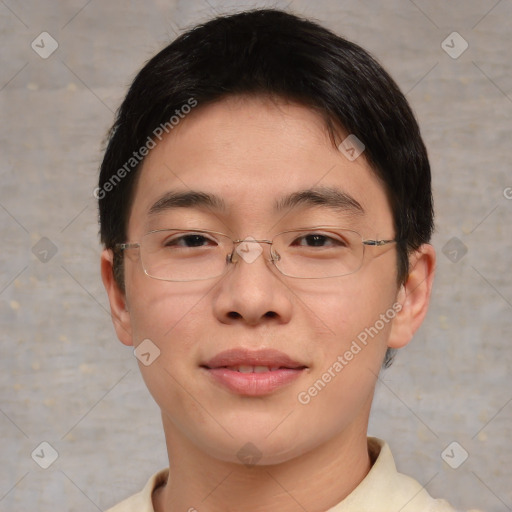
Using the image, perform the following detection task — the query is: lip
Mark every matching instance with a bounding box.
[201,348,308,396]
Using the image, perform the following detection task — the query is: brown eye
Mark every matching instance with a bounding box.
[164,233,216,248]
[292,233,347,248]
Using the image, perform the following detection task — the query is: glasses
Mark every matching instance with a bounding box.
[115,227,397,282]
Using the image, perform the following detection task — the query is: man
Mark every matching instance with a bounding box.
[98,8,473,511]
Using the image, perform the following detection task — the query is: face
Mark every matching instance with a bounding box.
[104,95,415,465]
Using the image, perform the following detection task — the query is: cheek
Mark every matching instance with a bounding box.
[127,262,213,342]
[297,270,399,401]
[127,278,217,421]
[293,280,397,440]
[295,268,398,342]
[126,270,217,393]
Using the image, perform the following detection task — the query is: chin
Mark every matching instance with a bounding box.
[189,418,319,467]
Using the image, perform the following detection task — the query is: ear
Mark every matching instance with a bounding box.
[100,249,134,346]
[387,244,436,349]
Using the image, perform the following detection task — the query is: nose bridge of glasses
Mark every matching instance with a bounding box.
[228,237,275,265]
[232,237,273,245]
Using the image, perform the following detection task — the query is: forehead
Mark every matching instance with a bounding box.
[127,96,393,236]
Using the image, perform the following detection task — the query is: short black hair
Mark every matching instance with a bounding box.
[98,8,434,367]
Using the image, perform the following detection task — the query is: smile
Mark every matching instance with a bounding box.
[201,348,308,396]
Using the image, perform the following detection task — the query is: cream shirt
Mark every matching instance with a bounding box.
[105,438,473,512]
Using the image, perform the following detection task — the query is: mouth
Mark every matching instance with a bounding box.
[201,348,308,396]
[212,364,299,373]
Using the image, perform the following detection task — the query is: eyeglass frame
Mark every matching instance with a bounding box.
[114,226,398,281]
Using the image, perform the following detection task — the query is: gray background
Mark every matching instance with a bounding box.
[1,0,511,511]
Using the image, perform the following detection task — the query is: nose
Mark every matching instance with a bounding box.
[211,238,293,326]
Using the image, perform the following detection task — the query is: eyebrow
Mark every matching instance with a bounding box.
[274,186,364,216]
[148,190,227,216]
[147,186,364,217]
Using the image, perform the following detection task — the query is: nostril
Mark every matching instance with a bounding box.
[264,311,277,319]
[227,311,242,320]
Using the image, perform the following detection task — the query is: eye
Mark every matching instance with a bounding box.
[163,233,217,248]
[291,233,347,248]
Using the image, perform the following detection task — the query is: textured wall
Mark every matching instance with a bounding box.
[0,1,510,511]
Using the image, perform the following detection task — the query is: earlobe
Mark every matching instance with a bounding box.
[100,249,134,346]
[387,244,436,349]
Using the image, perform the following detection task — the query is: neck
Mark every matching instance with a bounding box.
[153,416,372,512]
